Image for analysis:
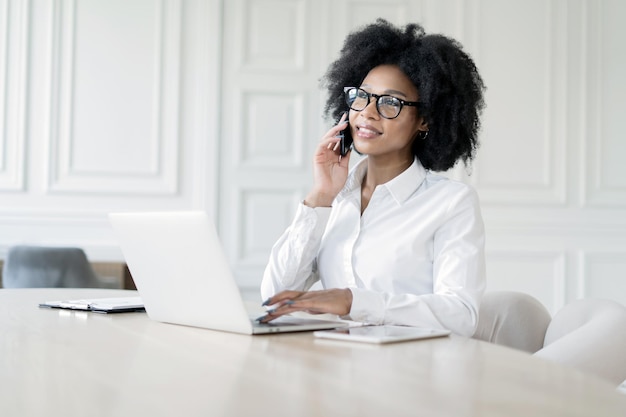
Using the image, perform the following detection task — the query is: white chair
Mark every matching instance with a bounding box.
[473,291,626,386]
[472,291,552,353]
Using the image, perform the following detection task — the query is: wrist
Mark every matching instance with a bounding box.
[338,288,353,316]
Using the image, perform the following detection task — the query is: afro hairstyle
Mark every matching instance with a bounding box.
[320,19,486,171]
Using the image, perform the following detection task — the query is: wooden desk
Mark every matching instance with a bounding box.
[1,288,625,417]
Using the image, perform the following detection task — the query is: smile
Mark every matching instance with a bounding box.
[357,125,382,138]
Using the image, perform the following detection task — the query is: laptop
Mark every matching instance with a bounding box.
[108,211,348,335]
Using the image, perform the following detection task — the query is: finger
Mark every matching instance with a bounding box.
[332,120,348,136]
[323,114,349,140]
[338,148,351,166]
[257,304,313,323]
[261,290,304,307]
[321,136,342,153]
[337,111,348,125]
[257,307,295,322]
[270,298,320,315]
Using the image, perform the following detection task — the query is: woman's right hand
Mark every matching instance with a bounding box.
[304,113,352,208]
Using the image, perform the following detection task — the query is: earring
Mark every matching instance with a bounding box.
[418,130,429,140]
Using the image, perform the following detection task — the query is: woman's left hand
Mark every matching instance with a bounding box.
[258,288,353,323]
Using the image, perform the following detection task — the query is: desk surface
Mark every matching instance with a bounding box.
[1,288,625,417]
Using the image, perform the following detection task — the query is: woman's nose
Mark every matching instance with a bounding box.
[360,97,379,119]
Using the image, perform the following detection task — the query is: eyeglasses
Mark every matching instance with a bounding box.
[343,87,420,119]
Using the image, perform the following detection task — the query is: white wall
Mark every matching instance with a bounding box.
[1,0,625,313]
[0,0,221,257]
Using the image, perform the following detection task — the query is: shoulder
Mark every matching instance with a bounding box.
[422,171,477,195]
[421,172,481,212]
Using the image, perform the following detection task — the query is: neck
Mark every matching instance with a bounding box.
[363,155,414,190]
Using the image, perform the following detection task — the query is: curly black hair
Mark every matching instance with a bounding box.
[321,19,485,171]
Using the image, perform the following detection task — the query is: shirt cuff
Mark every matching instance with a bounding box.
[297,201,331,238]
[348,287,386,325]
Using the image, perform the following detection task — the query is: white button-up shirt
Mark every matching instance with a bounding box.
[261,157,485,336]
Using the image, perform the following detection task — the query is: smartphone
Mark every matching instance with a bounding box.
[338,113,353,156]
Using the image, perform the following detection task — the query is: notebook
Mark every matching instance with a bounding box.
[39,297,145,313]
[108,211,348,335]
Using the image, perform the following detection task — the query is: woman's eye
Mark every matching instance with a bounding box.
[381,97,400,107]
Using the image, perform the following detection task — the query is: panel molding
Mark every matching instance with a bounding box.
[240,0,307,72]
[343,0,412,28]
[236,89,306,169]
[234,187,303,263]
[485,249,566,314]
[189,0,223,213]
[579,251,626,305]
[45,0,182,195]
[582,0,626,207]
[469,0,567,206]
[0,0,28,191]
[228,186,304,288]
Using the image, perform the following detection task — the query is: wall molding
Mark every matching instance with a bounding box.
[486,249,567,314]
[240,0,307,72]
[45,0,182,195]
[0,0,28,191]
[582,0,626,207]
[236,89,306,169]
[579,251,626,304]
[469,0,567,206]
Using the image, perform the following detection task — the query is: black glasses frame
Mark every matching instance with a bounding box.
[343,87,420,119]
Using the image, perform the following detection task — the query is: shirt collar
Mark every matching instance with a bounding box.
[337,157,427,205]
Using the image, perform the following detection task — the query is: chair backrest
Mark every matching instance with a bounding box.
[2,245,102,288]
[473,291,552,353]
[534,298,626,386]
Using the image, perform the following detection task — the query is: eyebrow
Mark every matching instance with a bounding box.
[360,85,409,98]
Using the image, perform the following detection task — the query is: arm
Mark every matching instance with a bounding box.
[260,204,330,299]
[261,115,352,300]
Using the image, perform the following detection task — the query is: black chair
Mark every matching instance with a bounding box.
[2,245,118,288]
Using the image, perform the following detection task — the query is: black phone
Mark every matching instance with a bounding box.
[338,116,353,156]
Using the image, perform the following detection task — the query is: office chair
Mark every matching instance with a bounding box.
[2,245,118,289]
[473,291,626,386]
[534,298,626,386]
[472,291,552,354]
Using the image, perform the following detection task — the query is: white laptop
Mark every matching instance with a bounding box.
[108,211,348,335]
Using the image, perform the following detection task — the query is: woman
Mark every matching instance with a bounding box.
[259,19,486,336]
